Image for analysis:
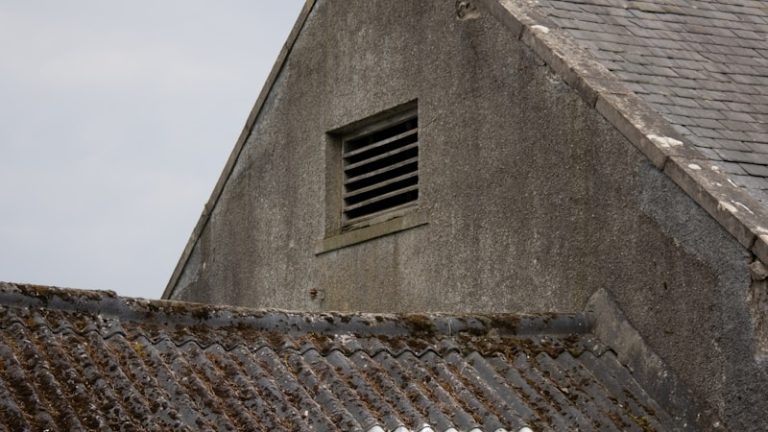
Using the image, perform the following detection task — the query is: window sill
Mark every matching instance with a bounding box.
[315,210,427,255]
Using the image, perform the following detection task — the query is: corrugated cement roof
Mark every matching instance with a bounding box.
[0,282,678,431]
[530,0,768,205]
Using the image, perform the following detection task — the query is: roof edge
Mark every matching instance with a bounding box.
[162,0,318,299]
[2,282,591,337]
[480,0,768,265]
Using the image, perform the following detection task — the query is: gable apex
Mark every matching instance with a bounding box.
[167,0,768,302]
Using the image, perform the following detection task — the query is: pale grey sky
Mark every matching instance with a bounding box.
[0,1,304,299]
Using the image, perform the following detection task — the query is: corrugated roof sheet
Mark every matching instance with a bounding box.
[0,282,677,431]
[531,0,768,205]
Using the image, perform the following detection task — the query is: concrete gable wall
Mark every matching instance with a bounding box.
[170,1,766,427]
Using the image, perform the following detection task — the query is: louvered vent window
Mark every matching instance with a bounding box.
[342,113,418,224]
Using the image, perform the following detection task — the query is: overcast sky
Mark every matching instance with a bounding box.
[0,1,304,299]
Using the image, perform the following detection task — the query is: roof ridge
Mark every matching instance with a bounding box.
[39,325,590,362]
[480,0,768,264]
[0,282,592,337]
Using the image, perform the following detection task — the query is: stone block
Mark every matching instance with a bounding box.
[663,156,768,250]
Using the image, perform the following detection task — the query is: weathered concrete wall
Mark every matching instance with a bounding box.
[170,0,767,428]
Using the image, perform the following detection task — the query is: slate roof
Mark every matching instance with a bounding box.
[0,282,679,431]
[528,0,768,205]
[482,0,768,265]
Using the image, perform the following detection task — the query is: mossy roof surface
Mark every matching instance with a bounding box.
[0,282,674,431]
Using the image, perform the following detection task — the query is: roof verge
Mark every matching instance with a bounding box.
[586,288,716,430]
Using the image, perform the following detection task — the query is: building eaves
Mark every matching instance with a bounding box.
[479,0,768,265]
[0,282,683,431]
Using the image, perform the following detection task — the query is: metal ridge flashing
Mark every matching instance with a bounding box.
[480,0,768,264]
[162,0,319,300]
[0,282,592,337]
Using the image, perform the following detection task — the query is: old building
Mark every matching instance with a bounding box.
[161,0,768,429]
[1,0,766,430]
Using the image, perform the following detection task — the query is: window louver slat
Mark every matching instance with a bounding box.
[343,171,418,199]
[342,128,417,159]
[344,142,418,172]
[344,157,418,187]
[345,185,419,212]
[342,115,418,223]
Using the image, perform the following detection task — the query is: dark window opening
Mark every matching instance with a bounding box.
[342,115,418,224]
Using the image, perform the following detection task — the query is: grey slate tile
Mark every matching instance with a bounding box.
[712,161,748,175]
[674,68,709,80]
[691,118,726,129]
[697,99,730,111]
[722,111,756,122]
[730,175,768,189]
[717,149,768,165]
[747,131,768,143]
[667,96,702,108]
[740,163,768,177]
[719,129,753,141]
[720,120,764,132]
[688,126,725,139]
[672,124,694,136]
[747,142,768,154]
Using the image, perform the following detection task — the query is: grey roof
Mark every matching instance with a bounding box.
[0,282,678,431]
[482,0,768,265]
[530,0,768,203]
